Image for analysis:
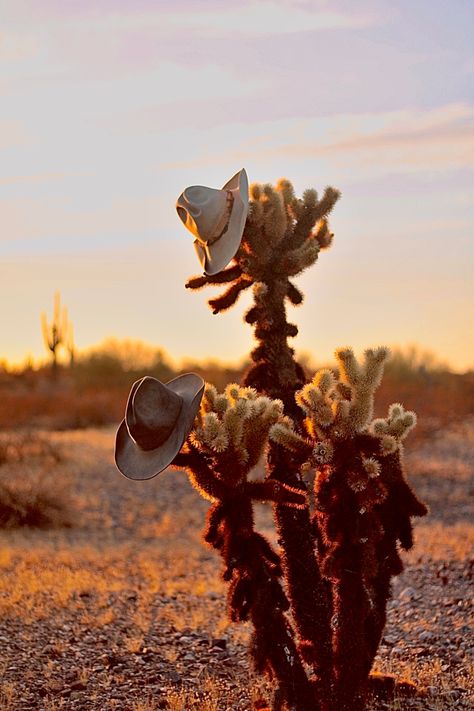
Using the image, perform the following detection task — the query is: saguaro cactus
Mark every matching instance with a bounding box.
[118,176,427,711]
[41,291,69,374]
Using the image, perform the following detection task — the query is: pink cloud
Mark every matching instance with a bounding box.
[159,103,474,174]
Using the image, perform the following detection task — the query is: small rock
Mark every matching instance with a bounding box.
[413,647,428,656]
[399,586,418,602]
[211,637,227,650]
[70,680,87,691]
[419,630,435,642]
[42,644,61,657]
[47,680,64,693]
[391,646,404,655]
[100,652,121,667]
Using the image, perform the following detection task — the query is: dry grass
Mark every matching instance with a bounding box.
[0,542,223,623]
[406,521,474,561]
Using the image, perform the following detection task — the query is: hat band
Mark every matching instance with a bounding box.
[207,191,234,246]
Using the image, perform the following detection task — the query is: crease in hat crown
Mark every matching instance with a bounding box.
[178,185,232,246]
[176,168,249,275]
[128,377,183,451]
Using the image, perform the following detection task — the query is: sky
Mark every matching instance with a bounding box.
[1,0,473,371]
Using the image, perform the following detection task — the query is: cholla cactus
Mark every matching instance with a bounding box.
[186,383,307,508]
[172,177,427,711]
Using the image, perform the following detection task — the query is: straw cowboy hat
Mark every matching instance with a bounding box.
[115,373,204,480]
[176,168,249,275]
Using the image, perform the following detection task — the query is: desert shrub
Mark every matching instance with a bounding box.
[72,338,176,388]
[0,479,73,528]
[0,431,62,465]
[178,359,246,393]
[0,432,73,528]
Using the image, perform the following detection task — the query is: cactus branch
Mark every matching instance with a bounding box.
[208,277,253,314]
[185,264,242,290]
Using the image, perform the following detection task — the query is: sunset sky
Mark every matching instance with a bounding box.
[1,0,473,371]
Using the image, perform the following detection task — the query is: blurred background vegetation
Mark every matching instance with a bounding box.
[0,338,472,436]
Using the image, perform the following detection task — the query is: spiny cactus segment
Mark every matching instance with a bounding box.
[186,384,305,508]
[371,402,417,455]
[192,383,282,462]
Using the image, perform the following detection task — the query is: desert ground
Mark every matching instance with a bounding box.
[0,419,472,711]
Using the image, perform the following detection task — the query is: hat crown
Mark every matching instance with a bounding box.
[177,186,229,246]
[128,377,183,451]
[175,168,248,276]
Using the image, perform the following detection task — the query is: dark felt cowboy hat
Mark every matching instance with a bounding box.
[176,168,249,275]
[115,373,204,480]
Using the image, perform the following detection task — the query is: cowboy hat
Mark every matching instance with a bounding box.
[176,168,249,275]
[115,373,204,480]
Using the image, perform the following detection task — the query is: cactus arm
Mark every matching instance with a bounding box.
[185,264,242,290]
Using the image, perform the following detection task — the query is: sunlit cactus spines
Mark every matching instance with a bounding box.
[371,402,417,445]
[285,347,392,454]
[116,174,430,711]
[190,383,288,475]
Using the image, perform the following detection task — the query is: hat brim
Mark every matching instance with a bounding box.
[115,373,204,481]
[194,168,249,276]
